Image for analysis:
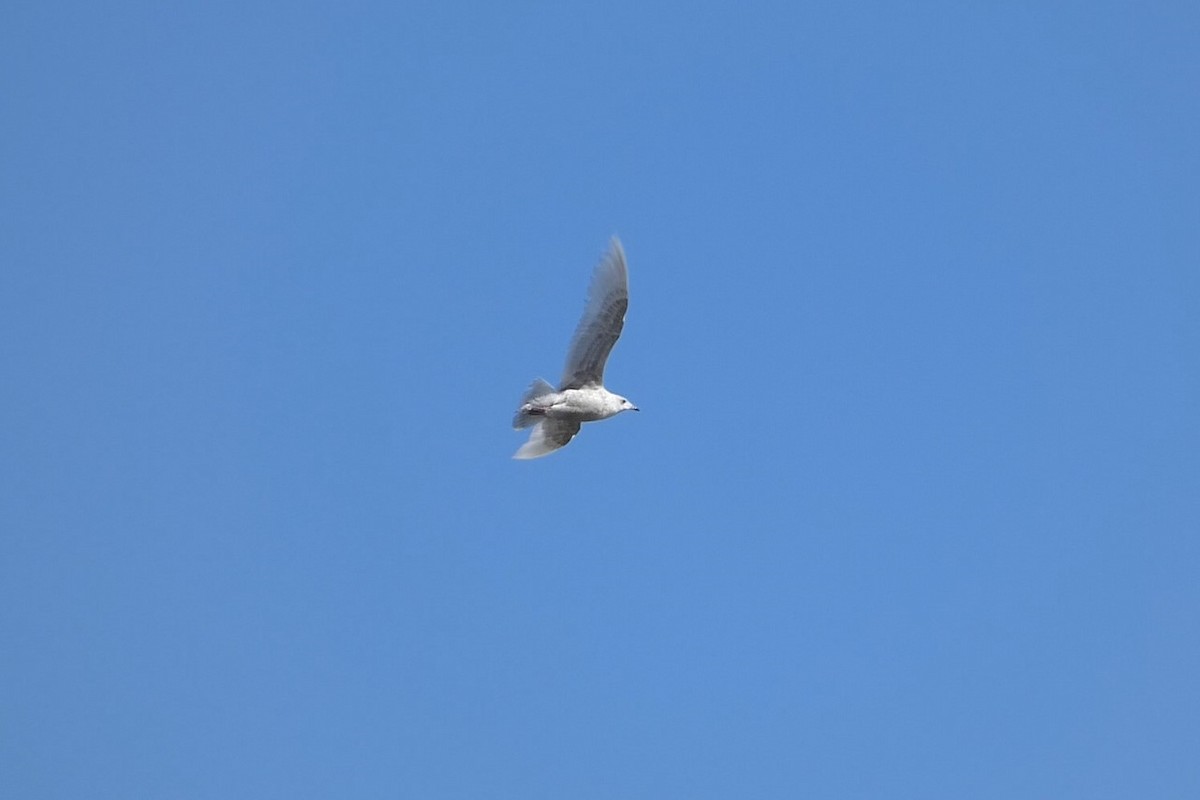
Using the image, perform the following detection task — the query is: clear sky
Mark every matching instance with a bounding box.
[2,2,1197,798]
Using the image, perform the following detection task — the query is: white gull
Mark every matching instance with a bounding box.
[512,237,638,459]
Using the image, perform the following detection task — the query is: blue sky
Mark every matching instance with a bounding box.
[2,2,1198,797]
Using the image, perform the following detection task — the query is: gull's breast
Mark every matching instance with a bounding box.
[549,388,615,422]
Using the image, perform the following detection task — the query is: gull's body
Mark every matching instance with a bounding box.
[512,238,637,459]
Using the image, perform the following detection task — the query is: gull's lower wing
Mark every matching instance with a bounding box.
[512,419,582,459]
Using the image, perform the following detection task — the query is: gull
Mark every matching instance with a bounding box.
[512,237,638,459]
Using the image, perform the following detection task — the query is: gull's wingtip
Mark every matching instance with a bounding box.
[512,441,553,460]
[608,235,625,260]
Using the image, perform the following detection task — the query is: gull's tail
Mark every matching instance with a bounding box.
[512,378,555,429]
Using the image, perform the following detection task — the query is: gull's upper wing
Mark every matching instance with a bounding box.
[560,237,629,389]
[512,419,582,459]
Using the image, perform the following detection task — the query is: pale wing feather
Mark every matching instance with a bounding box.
[512,419,582,459]
[560,237,628,389]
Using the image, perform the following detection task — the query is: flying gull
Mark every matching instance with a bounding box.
[512,237,638,459]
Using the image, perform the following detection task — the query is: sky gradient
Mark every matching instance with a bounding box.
[2,2,1198,798]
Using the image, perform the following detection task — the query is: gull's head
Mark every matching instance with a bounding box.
[618,396,639,414]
